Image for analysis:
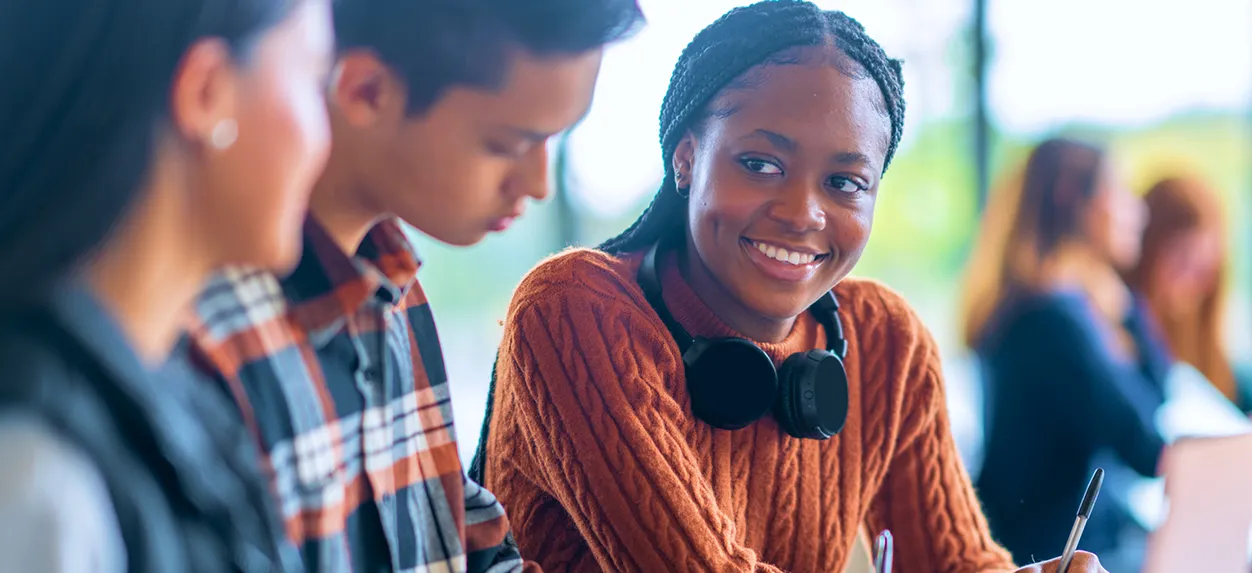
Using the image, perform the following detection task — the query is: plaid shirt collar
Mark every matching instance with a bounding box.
[281,216,421,345]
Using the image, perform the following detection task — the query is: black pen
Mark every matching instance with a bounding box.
[1057,468,1104,573]
[873,529,893,573]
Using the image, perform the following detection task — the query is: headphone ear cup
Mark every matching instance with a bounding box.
[774,352,813,438]
[775,350,849,440]
[685,338,778,430]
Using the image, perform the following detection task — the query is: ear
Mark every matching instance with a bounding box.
[672,131,697,188]
[331,50,405,127]
[169,38,238,147]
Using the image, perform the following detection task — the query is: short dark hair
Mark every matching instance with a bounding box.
[0,0,300,308]
[598,0,906,256]
[333,0,646,114]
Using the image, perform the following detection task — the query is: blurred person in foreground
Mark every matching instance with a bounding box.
[185,0,644,571]
[961,137,1167,570]
[0,0,335,570]
[1123,176,1252,413]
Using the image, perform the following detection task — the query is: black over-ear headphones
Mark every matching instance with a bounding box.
[637,242,849,440]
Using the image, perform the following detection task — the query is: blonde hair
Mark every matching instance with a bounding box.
[1124,177,1235,400]
[959,138,1108,347]
[960,166,1025,348]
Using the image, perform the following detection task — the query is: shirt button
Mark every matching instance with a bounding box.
[357,366,380,383]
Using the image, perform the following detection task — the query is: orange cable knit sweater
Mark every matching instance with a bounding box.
[485,249,1016,573]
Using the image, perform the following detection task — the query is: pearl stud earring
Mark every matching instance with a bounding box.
[210,119,238,150]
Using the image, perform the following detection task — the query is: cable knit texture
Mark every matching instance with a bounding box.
[485,248,1016,573]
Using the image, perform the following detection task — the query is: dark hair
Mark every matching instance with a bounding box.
[333,0,646,114]
[598,0,906,256]
[0,0,300,308]
[1019,137,1107,259]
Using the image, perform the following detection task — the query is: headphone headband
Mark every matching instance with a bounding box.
[637,241,693,351]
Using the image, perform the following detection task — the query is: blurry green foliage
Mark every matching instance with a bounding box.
[410,112,1249,356]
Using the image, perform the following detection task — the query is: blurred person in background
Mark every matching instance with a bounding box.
[1123,176,1252,413]
[186,0,644,571]
[961,137,1168,570]
[0,0,334,570]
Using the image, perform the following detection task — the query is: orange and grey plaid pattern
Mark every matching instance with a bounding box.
[188,218,521,573]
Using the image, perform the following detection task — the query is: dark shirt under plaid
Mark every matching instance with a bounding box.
[188,217,530,573]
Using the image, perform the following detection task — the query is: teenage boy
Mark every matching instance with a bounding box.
[188,1,644,571]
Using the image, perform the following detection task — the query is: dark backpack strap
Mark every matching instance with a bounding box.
[467,351,501,485]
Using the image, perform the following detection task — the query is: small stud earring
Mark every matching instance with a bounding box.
[674,163,690,183]
[209,119,238,150]
[674,164,692,197]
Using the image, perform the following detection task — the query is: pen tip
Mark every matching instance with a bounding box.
[1078,468,1104,518]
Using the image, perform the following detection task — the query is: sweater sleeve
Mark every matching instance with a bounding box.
[499,291,786,573]
[860,291,1017,573]
[464,475,544,573]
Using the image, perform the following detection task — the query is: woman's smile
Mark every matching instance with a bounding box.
[741,237,830,283]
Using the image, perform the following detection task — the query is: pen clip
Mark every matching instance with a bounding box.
[873,529,893,573]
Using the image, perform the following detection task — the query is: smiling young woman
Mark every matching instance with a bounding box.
[470,2,1107,572]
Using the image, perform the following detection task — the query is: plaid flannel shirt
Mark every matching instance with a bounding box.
[188,217,525,573]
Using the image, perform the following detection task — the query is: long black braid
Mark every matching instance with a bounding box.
[468,0,905,486]
[598,0,906,256]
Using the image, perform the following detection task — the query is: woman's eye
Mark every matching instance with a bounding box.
[740,158,782,175]
[828,176,866,194]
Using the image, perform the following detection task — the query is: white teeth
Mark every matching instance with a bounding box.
[752,241,818,266]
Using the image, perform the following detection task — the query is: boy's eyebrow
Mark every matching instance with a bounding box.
[503,126,556,143]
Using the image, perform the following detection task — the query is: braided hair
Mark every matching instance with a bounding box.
[469,0,904,487]
[598,0,906,256]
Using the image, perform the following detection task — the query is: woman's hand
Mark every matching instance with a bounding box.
[1013,551,1107,572]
